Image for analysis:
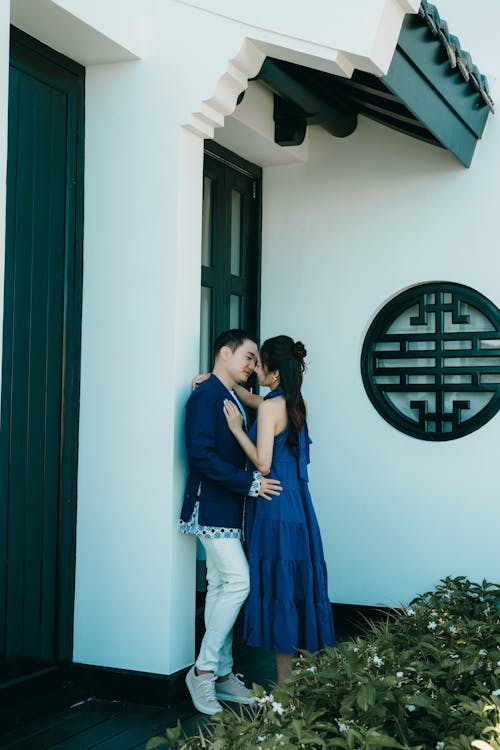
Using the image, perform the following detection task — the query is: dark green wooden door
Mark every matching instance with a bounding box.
[199,143,262,371]
[0,28,84,689]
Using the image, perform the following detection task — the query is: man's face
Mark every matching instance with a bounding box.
[225,339,258,382]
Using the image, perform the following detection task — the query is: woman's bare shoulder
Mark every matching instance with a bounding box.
[258,396,286,420]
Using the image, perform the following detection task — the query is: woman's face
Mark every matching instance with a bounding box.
[256,354,277,388]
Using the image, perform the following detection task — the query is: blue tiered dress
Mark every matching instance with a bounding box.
[243,388,335,653]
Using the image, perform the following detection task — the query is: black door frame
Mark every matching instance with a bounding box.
[0,27,84,698]
[202,140,262,355]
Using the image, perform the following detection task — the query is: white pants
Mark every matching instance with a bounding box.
[195,537,250,676]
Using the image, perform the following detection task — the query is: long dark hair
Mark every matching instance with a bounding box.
[260,335,307,446]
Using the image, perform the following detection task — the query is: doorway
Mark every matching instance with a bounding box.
[0,28,84,693]
[199,142,262,371]
[196,143,262,591]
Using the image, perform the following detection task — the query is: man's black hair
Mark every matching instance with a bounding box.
[213,329,258,360]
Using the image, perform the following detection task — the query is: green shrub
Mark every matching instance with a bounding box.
[149,577,500,750]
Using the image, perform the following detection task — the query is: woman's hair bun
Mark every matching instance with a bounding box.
[293,340,307,361]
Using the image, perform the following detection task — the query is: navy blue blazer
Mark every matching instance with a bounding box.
[180,374,254,529]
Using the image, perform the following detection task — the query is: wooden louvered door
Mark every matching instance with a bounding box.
[0,28,84,691]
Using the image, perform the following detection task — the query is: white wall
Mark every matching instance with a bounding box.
[10,0,141,64]
[74,59,186,674]
[175,0,420,75]
[260,95,500,606]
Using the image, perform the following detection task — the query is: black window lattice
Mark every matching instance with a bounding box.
[361,282,500,441]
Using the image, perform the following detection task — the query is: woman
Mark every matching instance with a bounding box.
[222,335,335,684]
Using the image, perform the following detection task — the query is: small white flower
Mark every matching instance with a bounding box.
[427,621,437,630]
[337,720,349,732]
[373,655,384,668]
[258,736,266,742]
[396,671,404,678]
[406,704,416,712]
[492,689,500,697]
[406,608,416,616]
[257,694,273,705]
[449,625,457,634]
[436,742,445,749]
[479,649,488,656]
[449,653,460,660]
[497,660,500,667]
[275,735,283,741]
[306,666,317,673]
[272,701,285,715]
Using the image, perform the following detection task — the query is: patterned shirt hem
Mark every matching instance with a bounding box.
[178,501,241,539]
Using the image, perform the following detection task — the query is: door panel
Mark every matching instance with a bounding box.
[200,145,261,371]
[0,28,84,688]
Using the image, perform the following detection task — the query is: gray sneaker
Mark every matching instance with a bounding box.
[215,672,256,704]
[185,666,223,715]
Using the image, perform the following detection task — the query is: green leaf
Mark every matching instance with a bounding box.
[166,722,182,744]
[356,681,377,711]
[304,709,326,723]
[290,718,305,739]
[364,729,408,748]
[405,693,436,709]
[471,741,495,750]
[317,668,344,680]
[146,738,168,750]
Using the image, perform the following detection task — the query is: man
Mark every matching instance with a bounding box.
[179,329,282,715]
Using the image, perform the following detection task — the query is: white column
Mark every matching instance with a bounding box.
[164,127,205,671]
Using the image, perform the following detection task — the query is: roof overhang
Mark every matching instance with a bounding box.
[252,1,493,167]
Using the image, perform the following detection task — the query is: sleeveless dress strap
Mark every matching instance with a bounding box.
[263,387,284,402]
[298,421,312,481]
